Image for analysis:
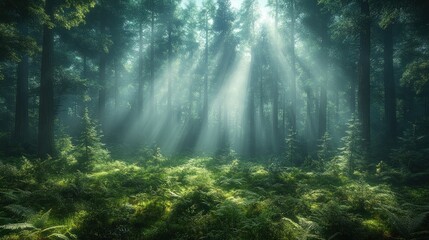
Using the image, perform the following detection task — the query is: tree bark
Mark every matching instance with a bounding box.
[383,24,396,146]
[167,2,173,113]
[14,43,29,145]
[98,36,107,128]
[137,20,144,116]
[38,0,55,157]
[272,0,279,152]
[98,7,108,128]
[318,28,328,138]
[150,6,155,111]
[358,0,371,149]
[114,58,119,110]
[290,0,297,132]
[248,47,256,156]
[203,10,209,123]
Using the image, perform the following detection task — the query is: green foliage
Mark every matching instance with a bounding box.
[54,0,96,30]
[281,216,323,240]
[401,59,429,95]
[76,108,109,171]
[139,146,167,165]
[0,23,38,62]
[74,205,132,240]
[1,152,428,240]
[314,132,333,171]
[285,130,298,166]
[328,117,364,176]
[381,204,429,240]
[312,202,364,240]
[55,136,75,163]
[132,199,167,228]
[391,124,428,173]
[0,210,72,240]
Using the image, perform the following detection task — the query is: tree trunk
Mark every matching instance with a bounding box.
[38,0,55,157]
[305,87,316,153]
[98,48,107,127]
[383,24,396,146]
[150,8,155,111]
[114,58,119,110]
[14,23,30,146]
[248,47,256,156]
[167,5,173,114]
[272,74,279,152]
[137,21,144,116]
[272,0,279,152]
[318,30,328,138]
[290,0,297,132]
[203,10,209,123]
[357,0,371,149]
[348,55,356,114]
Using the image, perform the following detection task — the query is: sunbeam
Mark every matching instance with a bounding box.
[195,50,251,154]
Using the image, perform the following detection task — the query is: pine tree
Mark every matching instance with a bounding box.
[338,116,364,176]
[285,129,298,165]
[77,108,109,171]
[316,132,333,170]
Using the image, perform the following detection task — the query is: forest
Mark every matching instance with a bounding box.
[1,0,429,239]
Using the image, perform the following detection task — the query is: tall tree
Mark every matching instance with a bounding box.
[383,24,396,146]
[201,0,215,124]
[38,0,56,157]
[213,0,236,151]
[357,0,371,149]
[289,0,297,132]
[239,0,257,155]
[14,25,30,146]
[271,0,280,152]
[136,0,146,117]
[38,0,95,157]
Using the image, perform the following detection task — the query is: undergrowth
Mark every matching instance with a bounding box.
[1,149,428,240]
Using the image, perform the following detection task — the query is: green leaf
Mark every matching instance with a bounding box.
[0,222,35,230]
[49,233,70,240]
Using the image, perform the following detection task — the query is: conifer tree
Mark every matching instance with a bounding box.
[339,116,364,176]
[77,108,109,171]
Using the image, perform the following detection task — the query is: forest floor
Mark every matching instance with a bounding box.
[1,150,429,240]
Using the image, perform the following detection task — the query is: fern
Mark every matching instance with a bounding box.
[381,204,429,239]
[4,204,35,218]
[0,188,31,201]
[0,211,69,240]
[282,216,324,240]
[0,222,35,230]
[48,233,70,240]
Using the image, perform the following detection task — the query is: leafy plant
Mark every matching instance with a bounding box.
[0,210,72,240]
[282,216,324,240]
[381,204,429,240]
[391,124,428,173]
[55,132,77,171]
